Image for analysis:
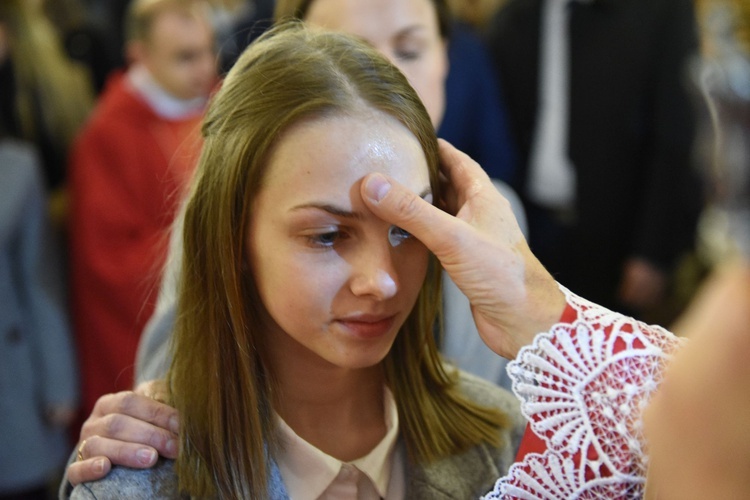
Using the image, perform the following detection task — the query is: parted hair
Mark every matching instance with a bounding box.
[168,21,508,498]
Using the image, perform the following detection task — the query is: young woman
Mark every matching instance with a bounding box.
[135,0,524,390]
[69,22,524,499]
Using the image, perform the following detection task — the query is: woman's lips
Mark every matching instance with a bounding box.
[335,314,397,339]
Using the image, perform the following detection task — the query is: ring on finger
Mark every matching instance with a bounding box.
[77,438,87,462]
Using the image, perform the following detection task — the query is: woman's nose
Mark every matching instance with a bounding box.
[349,242,398,300]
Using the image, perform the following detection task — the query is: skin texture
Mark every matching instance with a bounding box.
[128,8,216,100]
[247,110,431,460]
[305,0,448,128]
[70,381,179,485]
[361,140,566,358]
[251,111,430,372]
[643,260,750,500]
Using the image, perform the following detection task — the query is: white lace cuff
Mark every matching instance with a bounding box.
[483,285,683,499]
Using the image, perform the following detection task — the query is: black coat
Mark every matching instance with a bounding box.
[485,0,704,308]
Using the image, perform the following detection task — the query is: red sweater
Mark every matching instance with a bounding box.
[69,72,202,419]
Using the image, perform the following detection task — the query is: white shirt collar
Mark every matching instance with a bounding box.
[276,386,400,499]
[126,64,207,120]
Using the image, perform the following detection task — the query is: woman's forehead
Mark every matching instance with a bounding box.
[261,111,430,195]
[305,0,438,39]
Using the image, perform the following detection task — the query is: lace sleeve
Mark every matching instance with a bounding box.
[483,286,684,499]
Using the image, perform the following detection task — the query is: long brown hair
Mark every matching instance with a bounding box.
[168,21,507,498]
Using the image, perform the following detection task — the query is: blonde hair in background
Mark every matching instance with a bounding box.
[0,0,93,153]
[168,21,509,498]
[696,0,750,54]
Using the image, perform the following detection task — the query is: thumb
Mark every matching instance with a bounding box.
[361,172,461,259]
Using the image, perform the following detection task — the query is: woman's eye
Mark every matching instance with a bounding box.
[307,230,343,248]
[388,225,412,247]
[395,49,420,62]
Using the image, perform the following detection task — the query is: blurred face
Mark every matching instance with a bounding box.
[247,110,432,371]
[136,8,216,100]
[305,0,448,128]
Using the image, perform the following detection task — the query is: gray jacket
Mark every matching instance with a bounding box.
[0,140,79,492]
[68,370,524,499]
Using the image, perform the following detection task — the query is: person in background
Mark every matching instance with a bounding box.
[275,0,517,182]
[486,0,704,319]
[68,0,216,433]
[0,137,79,500]
[0,0,94,226]
[643,2,750,497]
[42,0,120,95]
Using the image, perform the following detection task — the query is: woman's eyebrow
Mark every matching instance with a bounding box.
[395,24,428,40]
[290,187,432,217]
[291,203,364,219]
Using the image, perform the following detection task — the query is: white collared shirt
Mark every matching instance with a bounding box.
[126,64,207,120]
[527,0,577,209]
[276,387,405,500]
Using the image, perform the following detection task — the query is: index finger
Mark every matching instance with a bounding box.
[86,391,179,438]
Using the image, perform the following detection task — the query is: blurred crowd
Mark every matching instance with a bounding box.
[1,0,746,498]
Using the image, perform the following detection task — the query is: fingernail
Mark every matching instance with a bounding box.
[166,438,178,456]
[93,458,106,474]
[169,414,179,434]
[137,448,156,465]
[365,174,391,202]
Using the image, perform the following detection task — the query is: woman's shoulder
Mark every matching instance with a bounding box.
[454,368,520,414]
[70,458,181,499]
[453,368,527,455]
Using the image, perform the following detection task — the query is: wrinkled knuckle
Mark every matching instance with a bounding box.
[93,392,114,415]
[147,427,166,449]
[393,191,422,223]
[80,419,95,440]
[116,391,138,414]
[85,434,104,451]
[102,413,125,437]
[152,403,174,427]
[148,403,162,422]
[115,443,135,465]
